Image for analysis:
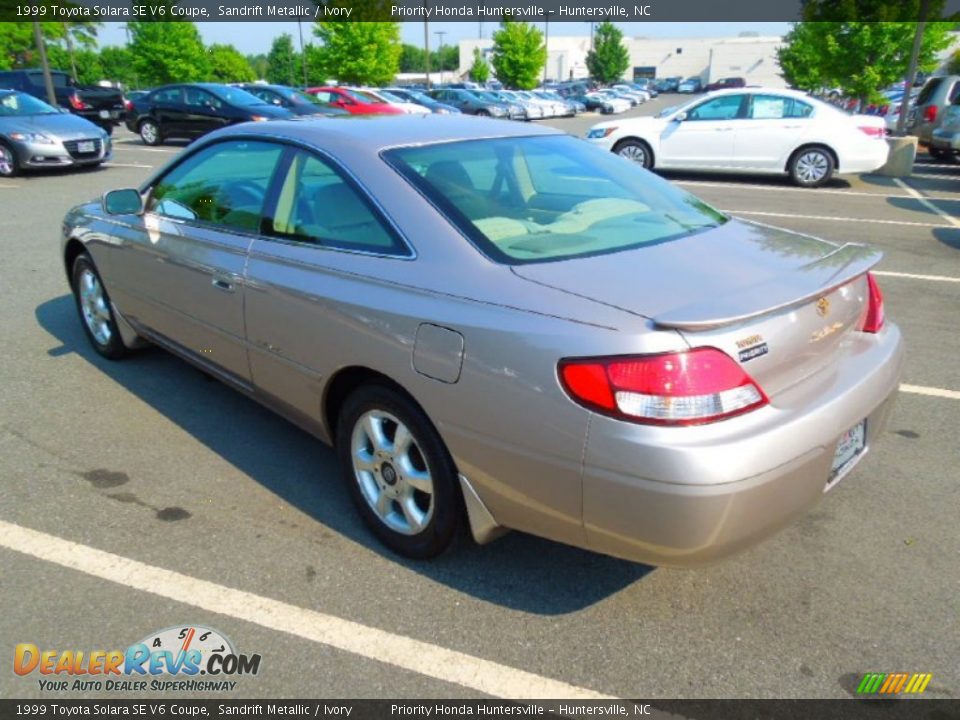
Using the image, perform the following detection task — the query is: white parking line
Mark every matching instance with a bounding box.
[874,270,960,283]
[900,384,960,400]
[725,209,953,228]
[115,146,177,154]
[893,178,960,228]
[906,172,960,180]
[0,520,614,700]
[676,180,914,200]
[103,162,154,169]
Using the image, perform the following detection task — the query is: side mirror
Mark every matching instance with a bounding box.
[673,111,687,122]
[102,188,143,215]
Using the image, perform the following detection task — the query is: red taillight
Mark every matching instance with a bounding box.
[860,272,885,333]
[924,105,937,123]
[858,125,886,139]
[68,93,88,110]
[124,99,133,112]
[558,348,769,426]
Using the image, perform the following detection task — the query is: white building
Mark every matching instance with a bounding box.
[459,33,786,87]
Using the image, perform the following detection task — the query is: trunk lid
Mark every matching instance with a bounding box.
[511,219,881,397]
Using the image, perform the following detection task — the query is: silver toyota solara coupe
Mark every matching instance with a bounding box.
[61,116,903,566]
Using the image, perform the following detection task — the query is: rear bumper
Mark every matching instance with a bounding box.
[930,129,960,151]
[581,324,904,567]
[838,142,890,174]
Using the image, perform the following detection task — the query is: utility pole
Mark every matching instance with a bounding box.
[62,23,78,82]
[298,20,309,87]
[32,22,57,106]
[424,21,431,89]
[543,15,551,85]
[435,30,447,84]
[897,2,930,136]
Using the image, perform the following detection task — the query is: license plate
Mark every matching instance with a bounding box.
[829,419,866,485]
[99,110,110,119]
[77,141,95,153]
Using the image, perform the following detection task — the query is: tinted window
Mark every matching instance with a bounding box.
[749,94,813,119]
[184,87,221,110]
[386,135,726,264]
[152,88,182,104]
[310,90,336,104]
[148,140,284,232]
[269,150,405,254]
[687,94,745,121]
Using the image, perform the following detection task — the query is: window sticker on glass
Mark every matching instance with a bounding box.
[753,97,786,119]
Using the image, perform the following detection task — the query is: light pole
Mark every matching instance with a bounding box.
[435,31,447,84]
[424,21,431,89]
[298,20,309,87]
[543,14,551,85]
[31,22,56,106]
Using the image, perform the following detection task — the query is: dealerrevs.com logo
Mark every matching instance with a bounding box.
[14,625,261,692]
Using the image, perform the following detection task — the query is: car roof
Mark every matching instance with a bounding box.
[702,86,813,100]
[206,114,564,155]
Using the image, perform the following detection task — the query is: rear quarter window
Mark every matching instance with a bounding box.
[917,77,943,105]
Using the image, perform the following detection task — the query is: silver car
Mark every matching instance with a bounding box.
[0,90,110,177]
[62,117,903,566]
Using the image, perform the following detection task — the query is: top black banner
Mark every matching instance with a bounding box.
[4,0,960,23]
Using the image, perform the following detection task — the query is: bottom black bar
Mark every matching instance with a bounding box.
[2,699,959,720]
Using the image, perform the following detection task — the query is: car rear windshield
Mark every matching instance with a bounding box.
[206,85,267,107]
[917,77,944,105]
[384,135,727,264]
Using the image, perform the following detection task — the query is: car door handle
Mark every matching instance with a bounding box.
[783,124,803,129]
[714,127,733,132]
[212,276,235,293]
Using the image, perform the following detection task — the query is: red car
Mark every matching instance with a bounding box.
[305,87,404,115]
[704,77,746,92]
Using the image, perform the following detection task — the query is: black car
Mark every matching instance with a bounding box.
[125,83,293,146]
[0,69,124,134]
[235,84,348,117]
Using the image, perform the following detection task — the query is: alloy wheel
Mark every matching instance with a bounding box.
[140,122,158,145]
[0,144,15,177]
[77,267,113,347]
[618,144,647,165]
[795,151,829,184]
[350,410,435,536]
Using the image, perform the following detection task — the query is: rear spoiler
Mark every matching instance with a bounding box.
[653,243,883,331]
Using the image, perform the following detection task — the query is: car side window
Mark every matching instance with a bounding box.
[749,95,813,120]
[268,150,406,255]
[147,140,284,232]
[152,88,182,104]
[686,94,746,121]
[949,82,960,103]
[184,88,221,110]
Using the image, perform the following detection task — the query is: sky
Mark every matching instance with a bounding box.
[95,21,790,55]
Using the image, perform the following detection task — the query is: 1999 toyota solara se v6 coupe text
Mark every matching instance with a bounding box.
[62,116,903,566]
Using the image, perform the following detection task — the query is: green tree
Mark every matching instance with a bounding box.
[585,22,630,83]
[469,48,489,84]
[207,44,255,83]
[432,44,459,72]
[778,21,952,104]
[247,53,269,80]
[99,46,139,88]
[399,43,426,73]
[127,22,209,87]
[490,18,547,89]
[0,24,36,69]
[312,22,401,85]
[266,33,299,85]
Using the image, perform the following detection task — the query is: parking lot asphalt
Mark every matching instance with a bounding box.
[1,95,958,701]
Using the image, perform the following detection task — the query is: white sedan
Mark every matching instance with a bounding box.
[586,88,889,187]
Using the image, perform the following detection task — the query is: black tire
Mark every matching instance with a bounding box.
[139,119,162,146]
[475,109,490,117]
[336,384,462,559]
[0,139,19,178]
[789,146,835,188]
[613,138,653,169]
[71,253,128,360]
[928,146,950,161]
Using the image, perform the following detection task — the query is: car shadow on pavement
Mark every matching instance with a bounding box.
[657,169,855,190]
[36,294,653,614]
